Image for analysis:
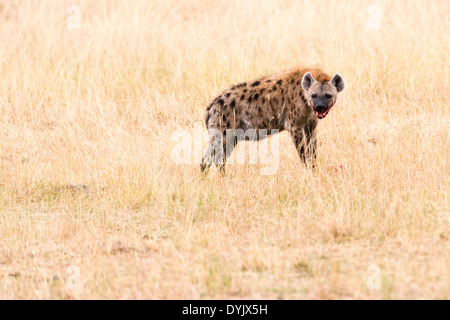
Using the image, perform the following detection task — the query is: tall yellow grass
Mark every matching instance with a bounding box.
[0,0,448,299]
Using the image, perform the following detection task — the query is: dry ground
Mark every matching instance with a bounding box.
[0,0,448,299]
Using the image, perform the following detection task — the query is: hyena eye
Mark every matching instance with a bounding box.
[325,93,332,99]
[311,94,317,99]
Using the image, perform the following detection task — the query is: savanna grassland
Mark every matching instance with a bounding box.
[0,0,448,299]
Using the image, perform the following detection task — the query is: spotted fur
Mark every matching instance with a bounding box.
[201,67,345,173]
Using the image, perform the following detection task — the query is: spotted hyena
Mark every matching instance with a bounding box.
[200,67,345,173]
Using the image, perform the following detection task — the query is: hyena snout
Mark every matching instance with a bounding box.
[312,100,334,119]
[314,103,328,113]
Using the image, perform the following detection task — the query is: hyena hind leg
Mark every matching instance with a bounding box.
[200,131,225,174]
[216,135,238,174]
[200,143,215,173]
[200,131,237,174]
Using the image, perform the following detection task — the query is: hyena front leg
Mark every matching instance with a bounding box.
[290,121,317,168]
[304,120,318,168]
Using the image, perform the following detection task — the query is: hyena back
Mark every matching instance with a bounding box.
[200,67,345,173]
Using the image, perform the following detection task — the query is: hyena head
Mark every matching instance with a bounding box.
[301,72,345,119]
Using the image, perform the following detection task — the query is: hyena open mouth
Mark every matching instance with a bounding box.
[314,102,335,119]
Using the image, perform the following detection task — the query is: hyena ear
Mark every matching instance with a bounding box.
[301,72,316,91]
[330,73,345,92]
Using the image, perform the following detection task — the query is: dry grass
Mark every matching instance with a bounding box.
[0,0,449,299]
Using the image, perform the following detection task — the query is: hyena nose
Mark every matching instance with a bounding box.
[315,104,326,112]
